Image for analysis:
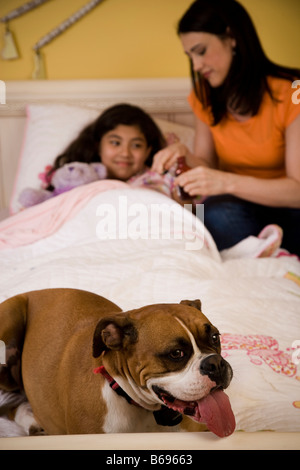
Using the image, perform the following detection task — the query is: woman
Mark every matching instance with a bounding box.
[152,0,300,256]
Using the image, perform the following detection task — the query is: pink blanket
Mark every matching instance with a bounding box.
[0,180,128,250]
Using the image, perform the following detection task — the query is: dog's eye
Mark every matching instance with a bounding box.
[211,333,220,345]
[168,349,185,360]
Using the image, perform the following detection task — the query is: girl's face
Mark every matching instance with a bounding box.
[180,32,236,88]
[99,125,151,180]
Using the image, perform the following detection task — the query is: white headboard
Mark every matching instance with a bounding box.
[0,78,194,214]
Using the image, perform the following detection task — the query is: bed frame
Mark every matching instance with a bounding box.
[0,78,299,450]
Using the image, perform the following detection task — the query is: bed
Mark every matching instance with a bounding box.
[0,78,299,450]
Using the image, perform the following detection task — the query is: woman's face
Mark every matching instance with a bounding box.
[180,32,236,88]
[99,125,151,180]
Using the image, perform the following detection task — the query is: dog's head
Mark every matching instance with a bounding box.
[93,299,235,437]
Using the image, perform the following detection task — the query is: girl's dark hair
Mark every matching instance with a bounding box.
[178,0,300,125]
[51,103,166,172]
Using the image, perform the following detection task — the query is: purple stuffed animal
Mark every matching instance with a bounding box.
[19,162,107,208]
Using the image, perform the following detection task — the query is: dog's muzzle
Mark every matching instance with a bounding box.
[152,353,235,438]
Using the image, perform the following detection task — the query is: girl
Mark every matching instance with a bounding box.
[152,0,300,256]
[48,103,166,185]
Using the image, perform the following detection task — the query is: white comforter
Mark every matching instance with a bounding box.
[1,184,299,432]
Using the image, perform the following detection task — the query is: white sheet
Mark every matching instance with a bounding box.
[1,186,299,433]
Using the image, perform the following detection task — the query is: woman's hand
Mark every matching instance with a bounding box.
[151,142,193,174]
[175,166,233,197]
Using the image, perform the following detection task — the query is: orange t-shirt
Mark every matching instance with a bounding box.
[188,76,300,179]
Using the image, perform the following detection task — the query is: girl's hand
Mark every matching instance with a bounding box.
[151,142,192,174]
[175,166,233,197]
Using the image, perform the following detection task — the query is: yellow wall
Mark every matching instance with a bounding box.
[0,0,299,80]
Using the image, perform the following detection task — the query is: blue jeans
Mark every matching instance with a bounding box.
[203,195,300,256]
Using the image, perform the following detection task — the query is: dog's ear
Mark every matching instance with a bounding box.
[93,315,138,358]
[180,299,202,311]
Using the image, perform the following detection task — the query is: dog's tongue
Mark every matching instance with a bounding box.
[196,389,235,437]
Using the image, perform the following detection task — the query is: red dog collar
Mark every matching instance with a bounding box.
[94,366,140,407]
[93,365,182,427]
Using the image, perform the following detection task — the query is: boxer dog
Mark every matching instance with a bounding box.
[0,288,235,437]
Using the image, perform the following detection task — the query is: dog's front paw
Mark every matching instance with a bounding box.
[29,424,47,436]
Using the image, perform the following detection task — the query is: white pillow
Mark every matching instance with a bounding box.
[10,104,194,213]
[155,117,194,150]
